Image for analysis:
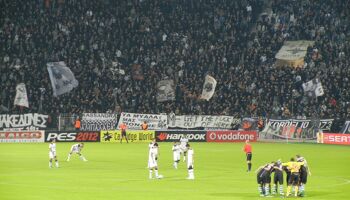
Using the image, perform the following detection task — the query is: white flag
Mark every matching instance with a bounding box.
[201,75,217,101]
[47,62,78,97]
[157,79,175,102]
[14,83,29,107]
[302,78,324,97]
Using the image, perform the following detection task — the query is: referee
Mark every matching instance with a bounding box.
[243,140,252,172]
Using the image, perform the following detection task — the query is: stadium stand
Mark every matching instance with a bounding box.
[0,0,349,123]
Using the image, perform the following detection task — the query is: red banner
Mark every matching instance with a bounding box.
[206,130,257,142]
[318,133,350,145]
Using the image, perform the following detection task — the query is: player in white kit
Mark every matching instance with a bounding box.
[67,143,88,161]
[172,142,181,169]
[49,139,59,168]
[180,136,189,162]
[186,143,194,180]
[148,143,163,179]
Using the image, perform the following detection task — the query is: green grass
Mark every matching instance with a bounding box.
[0,142,349,200]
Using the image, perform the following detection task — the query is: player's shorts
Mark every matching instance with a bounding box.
[299,171,308,184]
[285,171,291,184]
[148,159,157,168]
[257,170,264,184]
[274,172,284,185]
[180,146,187,153]
[288,173,300,186]
[121,131,127,136]
[264,173,272,184]
[173,152,180,161]
[49,151,56,159]
[246,153,252,161]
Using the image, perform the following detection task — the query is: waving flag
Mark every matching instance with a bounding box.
[47,62,78,97]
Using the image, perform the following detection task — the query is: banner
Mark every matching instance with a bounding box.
[100,130,154,143]
[81,113,118,131]
[317,132,350,145]
[155,130,206,142]
[302,78,324,97]
[118,112,167,130]
[45,131,100,142]
[168,114,241,129]
[132,64,144,80]
[206,131,257,142]
[340,121,350,133]
[260,118,333,140]
[200,75,217,101]
[47,61,79,97]
[275,40,314,68]
[0,113,49,131]
[156,79,175,102]
[14,83,29,108]
[0,131,44,143]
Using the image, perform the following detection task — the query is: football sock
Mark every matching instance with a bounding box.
[264,185,269,195]
[294,186,299,196]
[174,162,178,169]
[279,185,284,195]
[67,154,71,161]
[55,161,59,168]
[49,161,52,168]
[286,186,291,196]
[248,163,252,171]
[272,184,277,194]
[149,170,153,179]
[155,170,159,177]
[258,185,263,195]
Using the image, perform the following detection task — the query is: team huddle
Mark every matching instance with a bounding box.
[256,155,311,197]
[148,136,195,180]
[48,140,88,168]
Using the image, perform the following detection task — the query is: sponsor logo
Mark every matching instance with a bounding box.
[0,131,43,139]
[100,130,155,143]
[155,131,206,142]
[45,132,100,142]
[207,131,257,142]
[157,133,167,141]
[322,133,350,145]
[0,131,44,143]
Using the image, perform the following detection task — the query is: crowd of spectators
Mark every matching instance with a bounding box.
[0,0,349,123]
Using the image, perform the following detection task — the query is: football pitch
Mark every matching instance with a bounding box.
[0,142,349,200]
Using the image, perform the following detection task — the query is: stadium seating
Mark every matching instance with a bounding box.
[0,0,349,122]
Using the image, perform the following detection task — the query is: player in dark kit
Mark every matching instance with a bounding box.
[256,162,274,196]
[243,140,252,172]
[272,160,284,196]
[296,155,311,197]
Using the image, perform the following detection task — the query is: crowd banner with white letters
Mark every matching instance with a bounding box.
[167,114,241,129]
[118,112,168,130]
[14,83,29,108]
[0,113,49,131]
[0,130,44,143]
[260,118,333,140]
[47,61,79,97]
[81,113,118,131]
